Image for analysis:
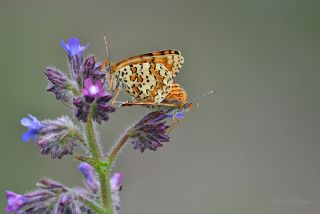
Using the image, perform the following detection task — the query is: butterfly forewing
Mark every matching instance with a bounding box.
[111,50,184,77]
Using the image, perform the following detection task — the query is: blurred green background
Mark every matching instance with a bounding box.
[1,0,320,213]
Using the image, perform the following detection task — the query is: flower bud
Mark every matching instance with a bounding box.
[45,66,74,102]
[37,116,82,159]
[129,111,171,152]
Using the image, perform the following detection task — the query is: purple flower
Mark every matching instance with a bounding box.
[61,37,88,57]
[110,173,124,211]
[93,93,115,124]
[83,78,105,101]
[110,173,124,192]
[129,111,171,152]
[21,114,43,142]
[83,56,105,81]
[45,66,74,102]
[37,116,82,159]
[5,191,26,212]
[78,163,99,193]
[36,178,67,192]
[73,78,115,123]
[54,193,80,214]
[73,97,90,122]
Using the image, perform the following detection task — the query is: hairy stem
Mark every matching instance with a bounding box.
[76,194,105,214]
[107,132,130,165]
[85,115,102,160]
[98,170,114,214]
[84,113,114,214]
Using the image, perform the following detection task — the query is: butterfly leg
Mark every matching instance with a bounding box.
[108,76,113,91]
[111,88,121,106]
[168,114,180,133]
[120,101,176,108]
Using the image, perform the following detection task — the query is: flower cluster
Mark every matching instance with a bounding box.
[129,111,171,152]
[6,178,80,213]
[45,66,75,103]
[46,37,115,124]
[6,163,124,213]
[21,115,82,159]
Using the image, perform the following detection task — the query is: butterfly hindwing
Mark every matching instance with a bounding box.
[121,82,189,111]
[163,83,188,104]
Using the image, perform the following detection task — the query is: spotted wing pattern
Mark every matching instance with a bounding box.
[111,50,184,77]
[120,82,190,111]
[115,62,174,103]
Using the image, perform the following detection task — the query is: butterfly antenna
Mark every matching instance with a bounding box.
[101,33,111,67]
[192,89,216,107]
[192,89,216,102]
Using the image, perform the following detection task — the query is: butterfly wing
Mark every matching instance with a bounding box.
[111,50,184,77]
[120,82,189,110]
[116,62,174,103]
[163,83,188,104]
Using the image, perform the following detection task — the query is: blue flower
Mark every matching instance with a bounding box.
[61,37,88,57]
[21,114,42,142]
[165,110,185,119]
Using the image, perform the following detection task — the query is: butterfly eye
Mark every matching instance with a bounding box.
[105,65,111,72]
[101,60,111,73]
[183,103,192,111]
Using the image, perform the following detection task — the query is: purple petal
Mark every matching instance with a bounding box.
[78,162,94,176]
[84,78,93,88]
[6,191,25,212]
[110,173,124,191]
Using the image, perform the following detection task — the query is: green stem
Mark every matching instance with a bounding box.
[85,116,102,160]
[98,170,114,214]
[76,194,105,214]
[107,132,130,165]
[84,112,114,214]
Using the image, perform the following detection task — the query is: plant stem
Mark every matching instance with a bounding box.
[98,170,114,214]
[76,194,105,214]
[107,132,130,165]
[84,112,114,214]
[85,115,102,160]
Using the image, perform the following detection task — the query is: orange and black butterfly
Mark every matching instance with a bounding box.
[101,35,184,106]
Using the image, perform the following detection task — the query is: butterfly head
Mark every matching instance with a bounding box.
[182,102,193,112]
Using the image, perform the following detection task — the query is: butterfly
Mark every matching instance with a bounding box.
[101,35,184,106]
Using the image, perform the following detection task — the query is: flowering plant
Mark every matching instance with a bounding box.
[6,37,183,214]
